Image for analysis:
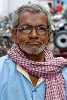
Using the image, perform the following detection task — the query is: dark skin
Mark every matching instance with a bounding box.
[11,11,51,86]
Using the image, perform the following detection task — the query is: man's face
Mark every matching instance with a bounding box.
[12,11,51,55]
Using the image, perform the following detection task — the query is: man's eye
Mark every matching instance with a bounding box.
[20,25,31,30]
[37,26,46,31]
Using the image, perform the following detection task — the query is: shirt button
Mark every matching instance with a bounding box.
[32,88,37,92]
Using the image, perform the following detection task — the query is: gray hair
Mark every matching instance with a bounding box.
[11,4,52,29]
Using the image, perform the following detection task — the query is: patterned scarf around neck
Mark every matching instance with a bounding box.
[8,43,67,100]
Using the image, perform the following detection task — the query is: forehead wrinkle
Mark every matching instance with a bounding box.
[18,11,48,26]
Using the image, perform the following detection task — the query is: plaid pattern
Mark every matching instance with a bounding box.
[8,43,67,100]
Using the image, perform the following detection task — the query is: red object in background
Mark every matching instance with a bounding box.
[56,50,67,58]
[56,4,63,12]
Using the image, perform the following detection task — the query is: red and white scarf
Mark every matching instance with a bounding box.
[8,43,67,100]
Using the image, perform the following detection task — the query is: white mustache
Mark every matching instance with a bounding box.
[25,40,43,44]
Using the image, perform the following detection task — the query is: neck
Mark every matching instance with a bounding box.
[24,51,45,62]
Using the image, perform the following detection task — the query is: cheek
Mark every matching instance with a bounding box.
[17,35,28,42]
[40,34,49,43]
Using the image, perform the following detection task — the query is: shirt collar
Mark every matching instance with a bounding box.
[17,64,44,86]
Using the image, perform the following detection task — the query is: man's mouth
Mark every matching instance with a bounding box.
[26,41,42,46]
[26,40,42,45]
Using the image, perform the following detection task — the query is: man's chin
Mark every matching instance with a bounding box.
[23,48,44,55]
[19,44,45,55]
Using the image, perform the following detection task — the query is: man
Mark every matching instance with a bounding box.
[48,2,56,14]
[0,4,67,100]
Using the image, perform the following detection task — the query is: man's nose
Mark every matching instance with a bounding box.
[29,28,38,39]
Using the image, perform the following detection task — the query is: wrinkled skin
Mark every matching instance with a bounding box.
[12,11,51,61]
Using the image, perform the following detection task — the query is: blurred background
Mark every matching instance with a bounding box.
[0,0,67,58]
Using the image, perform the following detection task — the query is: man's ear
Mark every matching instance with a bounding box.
[47,29,53,43]
[11,29,17,43]
[48,29,53,36]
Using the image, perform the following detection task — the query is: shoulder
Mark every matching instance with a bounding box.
[62,66,67,71]
[0,55,16,96]
[62,67,67,79]
[0,55,16,74]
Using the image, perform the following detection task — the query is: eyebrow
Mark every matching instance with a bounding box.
[18,24,47,28]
